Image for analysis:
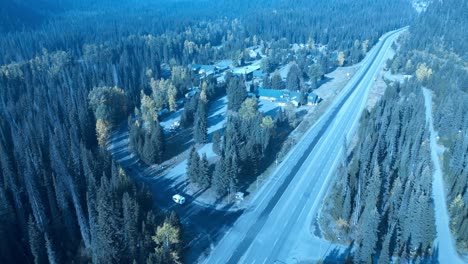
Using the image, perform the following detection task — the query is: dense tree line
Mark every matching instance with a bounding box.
[128,74,225,165]
[129,118,165,166]
[0,0,415,68]
[187,147,211,189]
[211,95,282,197]
[0,50,182,263]
[185,76,298,196]
[387,0,468,252]
[322,0,468,260]
[321,81,436,262]
[0,0,418,262]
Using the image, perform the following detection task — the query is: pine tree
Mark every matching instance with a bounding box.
[261,57,273,73]
[187,147,200,185]
[271,71,283,90]
[354,204,380,263]
[96,175,124,263]
[199,154,210,188]
[262,73,271,88]
[212,156,228,196]
[142,132,155,165]
[28,216,46,264]
[212,130,222,155]
[378,227,393,264]
[299,89,308,106]
[274,107,287,127]
[286,63,302,91]
[308,64,323,89]
[45,233,59,264]
[194,99,208,144]
[150,120,165,163]
[227,77,247,111]
[251,144,261,177]
[122,193,139,260]
[166,211,183,255]
[226,152,239,196]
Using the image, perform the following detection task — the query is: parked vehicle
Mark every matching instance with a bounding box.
[172,194,186,205]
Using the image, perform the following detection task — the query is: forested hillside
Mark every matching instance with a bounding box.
[321,80,436,263]
[0,0,414,65]
[0,0,416,263]
[321,0,468,261]
[0,50,184,263]
[389,0,468,253]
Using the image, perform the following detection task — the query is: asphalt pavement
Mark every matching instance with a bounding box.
[107,122,244,263]
[202,28,407,264]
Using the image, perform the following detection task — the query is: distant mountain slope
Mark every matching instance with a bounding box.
[0,0,46,31]
[409,0,468,58]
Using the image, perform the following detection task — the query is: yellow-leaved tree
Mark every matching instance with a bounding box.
[337,51,345,67]
[88,86,128,147]
[152,220,181,264]
[416,63,433,81]
[238,98,259,120]
[95,119,110,147]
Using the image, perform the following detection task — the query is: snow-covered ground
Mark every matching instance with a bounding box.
[257,100,279,116]
[279,63,291,79]
[207,96,227,135]
[366,45,397,110]
[314,64,360,100]
[159,108,183,131]
[231,59,262,78]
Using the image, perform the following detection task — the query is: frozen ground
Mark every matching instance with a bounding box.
[257,99,280,116]
[159,108,183,131]
[231,59,261,75]
[314,64,360,100]
[366,45,396,110]
[207,96,227,135]
[279,63,291,79]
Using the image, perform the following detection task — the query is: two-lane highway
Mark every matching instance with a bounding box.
[202,28,406,263]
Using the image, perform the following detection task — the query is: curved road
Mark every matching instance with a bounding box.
[107,121,243,263]
[202,28,407,263]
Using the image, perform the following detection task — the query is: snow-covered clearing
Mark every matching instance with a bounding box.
[160,108,183,131]
[314,64,360,100]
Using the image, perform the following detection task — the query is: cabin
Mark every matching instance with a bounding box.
[189,64,217,77]
[215,60,232,72]
[232,64,261,81]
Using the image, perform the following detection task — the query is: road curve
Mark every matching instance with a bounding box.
[202,28,407,263]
